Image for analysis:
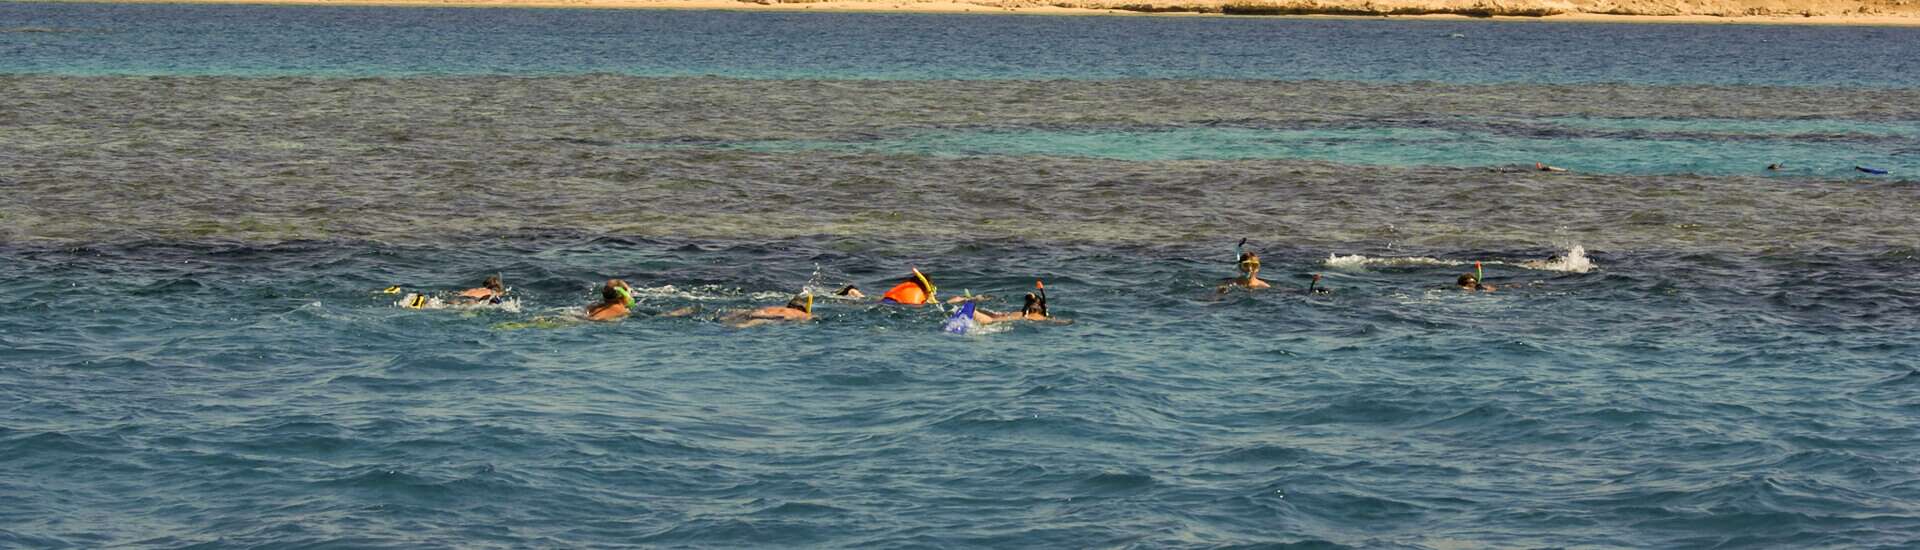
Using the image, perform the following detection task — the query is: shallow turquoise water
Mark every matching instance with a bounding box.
[3,4,1919,549]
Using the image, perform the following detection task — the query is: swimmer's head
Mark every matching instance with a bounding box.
[1458,273,1478,289]
[483,275,504,292]
[603,279,633,306]
[836,284,861,297]
[786,293,813,315]
[1238,252,1261,275]
[1022,292,1041,315]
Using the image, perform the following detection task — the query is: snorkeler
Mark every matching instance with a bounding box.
[1306,273,1331,295]
[971,281,1070,325]
[1457,273,1496,292]
[586,279,635,321]
[834,284,865,299]
[879,268,938,305]
[722,293,813,328]
[456,275,505,304]
[976,293,1052,324]
[1536,162,1568,172]
[1220,247,1271,291]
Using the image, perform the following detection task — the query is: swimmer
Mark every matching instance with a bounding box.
[879,267,938,305]
[835,284,865,299]
[456,274,505,303]
[1220,249,1270,291]
[1766,162,1783,171]
[975,292,1061,324]
[722,293,813,328]
[1307,273,1331,295]
[1457,273,1496,292]
[1536,162,1568,172]
[973,281,1070,325]
[586,279,635,321]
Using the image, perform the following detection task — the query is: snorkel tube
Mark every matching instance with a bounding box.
[788,292,814,315]
[1035,279,1048,317]
[1234,238,1262,281]
[613,284,635,308]
[1475,261,1484,290]
[913,267,937,303]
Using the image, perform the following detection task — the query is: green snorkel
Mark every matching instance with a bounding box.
[613,284,635,307]
[1475,261,1485,290]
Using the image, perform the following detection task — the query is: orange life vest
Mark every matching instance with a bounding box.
[880,281,928,305]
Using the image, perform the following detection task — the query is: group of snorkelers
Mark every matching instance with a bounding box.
[401,239,1506,327]
[489,266,1061,328]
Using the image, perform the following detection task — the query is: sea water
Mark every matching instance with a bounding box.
[2,4,1918,548]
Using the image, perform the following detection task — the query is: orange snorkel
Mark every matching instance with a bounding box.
[1035,279,1048,317]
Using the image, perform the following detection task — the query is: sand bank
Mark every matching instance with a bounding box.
[50,0,1920,25]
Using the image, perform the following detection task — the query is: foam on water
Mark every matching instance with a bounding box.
[1520,245,1597,274]
[1327,247,1597,274]
[392,293,525,313]
[1326,253,1468,269]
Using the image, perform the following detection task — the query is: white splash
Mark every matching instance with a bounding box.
[1324,254,1467,269]
[1324,246,1593,274]
[395,294,522,313]
[1520,245,1596,273]
[630,284,741,301]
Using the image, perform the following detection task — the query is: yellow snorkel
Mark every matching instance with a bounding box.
[912,267,936,302]
[787,292,814,314]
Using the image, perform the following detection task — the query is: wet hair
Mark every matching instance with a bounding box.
[1238,252,1260,272]
[483,275,503,291]
[836,284,860,296]
[786,295,811,314]
[1458,273,1478,288]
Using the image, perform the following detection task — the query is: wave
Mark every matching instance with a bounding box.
[628,284,781,302]
[1324,246,1597,273]
[1324,254,1465,269]
[392,294,523,313]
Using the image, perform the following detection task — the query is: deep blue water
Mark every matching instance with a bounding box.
[3,3,1920,549]
[2,2,1920,85]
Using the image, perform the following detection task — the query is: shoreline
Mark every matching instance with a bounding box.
[31,0,1920,26]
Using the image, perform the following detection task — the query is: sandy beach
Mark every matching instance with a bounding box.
[50,0,1920,26]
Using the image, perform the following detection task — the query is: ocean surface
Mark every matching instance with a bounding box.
[3,3,1919,548]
